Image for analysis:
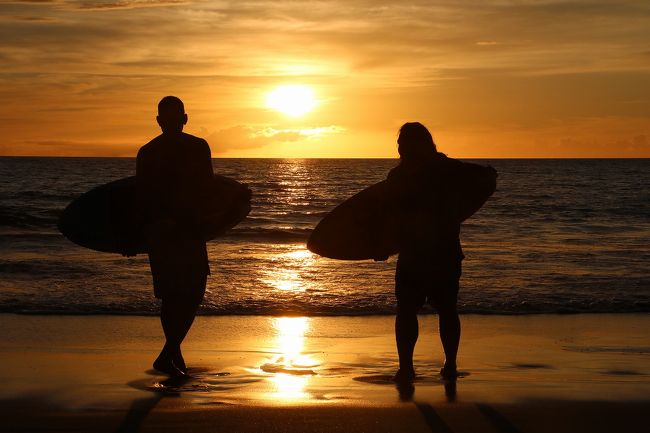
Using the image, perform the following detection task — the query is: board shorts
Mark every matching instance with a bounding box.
[148,236,209,306]
[395,257,461,311]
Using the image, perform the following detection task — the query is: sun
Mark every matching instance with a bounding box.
[266,85,317,117]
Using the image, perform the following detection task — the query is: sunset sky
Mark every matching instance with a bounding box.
[1,0,649,158]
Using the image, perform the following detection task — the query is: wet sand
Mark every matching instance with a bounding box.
[1,314,649,432]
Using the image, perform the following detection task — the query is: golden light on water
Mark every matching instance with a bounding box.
[266,85,318,117]
[276,317,308,357]
[270,373,310,400]
[264,317,318,401]
[284,249,314,261]
[261,247,315,292]
[266,272,304,292]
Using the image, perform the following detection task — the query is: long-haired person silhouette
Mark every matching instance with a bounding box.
[385,122,496,381]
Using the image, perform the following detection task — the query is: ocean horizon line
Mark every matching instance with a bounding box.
[2,155,649,161]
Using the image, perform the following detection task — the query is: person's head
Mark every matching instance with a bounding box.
[397,122,437,161]
[156,96,187,134]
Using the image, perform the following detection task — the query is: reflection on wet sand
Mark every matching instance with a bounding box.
[262,317,320,401]
[257,244,320,401]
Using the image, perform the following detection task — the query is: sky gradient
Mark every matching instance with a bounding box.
[1,0,649,158]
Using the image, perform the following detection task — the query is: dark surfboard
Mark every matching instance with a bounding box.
[307,181,400,260]
[58,174,251,254]
[307,162,497,260]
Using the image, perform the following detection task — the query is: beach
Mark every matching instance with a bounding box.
[3,0,650,431]
[1,158,649,432]
[2,313,648,432]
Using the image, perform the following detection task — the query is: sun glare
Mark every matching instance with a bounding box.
[266,85,317,117]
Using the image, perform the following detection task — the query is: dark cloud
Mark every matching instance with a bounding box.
[10,139,136,157]
[77,1,188,11]
[10,15,56,21]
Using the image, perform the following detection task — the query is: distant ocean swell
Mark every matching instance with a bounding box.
[1,157,649,316]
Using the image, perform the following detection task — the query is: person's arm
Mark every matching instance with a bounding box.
[197,139,215,208]
[202,139,214,179]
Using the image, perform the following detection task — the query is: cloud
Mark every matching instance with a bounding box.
[1,1,649,157]
[6,0,188,8]
[0,14,59,22]
[1,139,137,157]
[554,132,650,156]
[76,0,189,10]
[206,125,345,153]
[2,0,649,81]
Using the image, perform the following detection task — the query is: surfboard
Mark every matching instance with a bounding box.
[58,174,251,254]
[307,161,497,260]
[307,181,400,260]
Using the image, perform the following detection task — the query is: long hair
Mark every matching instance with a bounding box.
[397,122,437,161]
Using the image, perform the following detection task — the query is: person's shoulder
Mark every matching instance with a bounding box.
[433,152,458,167]
[181,132,210,152]
[440,153,492,175]
[137,135,164,159]
[386,162,422,193]
[387,162,406,181]
[181,132,208,145]
[432,152,466,174]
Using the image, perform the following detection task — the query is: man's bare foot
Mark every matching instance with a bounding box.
[440,365,458,380]
[170,352,187,374]
[153,357,188,378]
[393,368,416,382]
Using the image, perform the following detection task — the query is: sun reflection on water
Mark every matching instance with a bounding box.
[263,317,318,401]
[270,373,309,400]
[260,247,315,292]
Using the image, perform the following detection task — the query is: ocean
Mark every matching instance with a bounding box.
[1,157,649,315]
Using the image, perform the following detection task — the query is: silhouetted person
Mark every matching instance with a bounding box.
[124,96,214,377]
[385,122,496,382]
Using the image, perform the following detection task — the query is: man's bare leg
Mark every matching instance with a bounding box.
[154,300,198,377]
[394,303,419,381]
[438,305,460,378]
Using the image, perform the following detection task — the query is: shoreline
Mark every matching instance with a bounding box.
[4,310,650,315]
[3,155,650,160]
[4,310,649,317]
[2,313,649,432]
